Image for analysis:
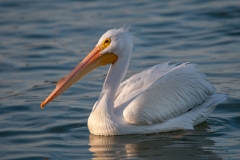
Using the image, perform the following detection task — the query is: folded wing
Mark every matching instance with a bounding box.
[114,62,176,108]
[122,63,216,125]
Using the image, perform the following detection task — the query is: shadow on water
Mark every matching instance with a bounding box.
[89,123,220,160]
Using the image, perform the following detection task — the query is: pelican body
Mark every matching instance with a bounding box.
[41,28,226,135]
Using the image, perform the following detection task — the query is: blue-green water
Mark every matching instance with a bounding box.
[1,0,240,159]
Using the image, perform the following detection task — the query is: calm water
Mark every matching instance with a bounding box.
[1,0,240,159]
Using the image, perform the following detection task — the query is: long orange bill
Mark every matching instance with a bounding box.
[40,46,118,108]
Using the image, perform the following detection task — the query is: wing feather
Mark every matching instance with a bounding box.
[123,63,216,125]
[114,62,176,108]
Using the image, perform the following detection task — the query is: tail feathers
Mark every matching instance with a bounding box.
[207,93,227,107]
[191,93,227,126]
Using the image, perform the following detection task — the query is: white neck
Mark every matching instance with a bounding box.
[93,56,130,113]
[87,51,131,135]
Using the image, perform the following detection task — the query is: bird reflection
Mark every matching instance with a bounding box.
[89,123,220,160]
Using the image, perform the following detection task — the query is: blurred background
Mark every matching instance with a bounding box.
[0,0,239,159]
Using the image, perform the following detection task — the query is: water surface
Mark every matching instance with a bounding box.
[0,0,240,159]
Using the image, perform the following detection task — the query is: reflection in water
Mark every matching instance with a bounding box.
[89,123,220,160]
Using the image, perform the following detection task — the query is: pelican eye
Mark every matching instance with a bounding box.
[99,38,111,50]
[104,39,110,44]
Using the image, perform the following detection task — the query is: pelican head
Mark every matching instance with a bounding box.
[41,28,133,108]
[97,28,133,57]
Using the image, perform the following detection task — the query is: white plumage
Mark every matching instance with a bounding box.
[121,63,215,125]
[41,28,226,135]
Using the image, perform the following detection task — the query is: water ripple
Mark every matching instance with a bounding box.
[0,0,240,159]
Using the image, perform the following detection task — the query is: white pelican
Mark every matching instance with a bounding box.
[41,28,226,135]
